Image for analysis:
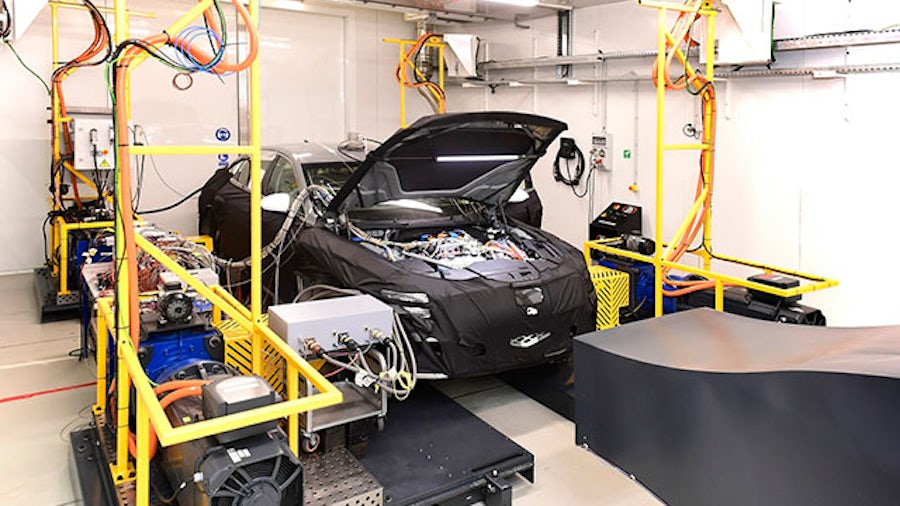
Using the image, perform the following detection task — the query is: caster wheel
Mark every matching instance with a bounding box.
[302,433,320,453]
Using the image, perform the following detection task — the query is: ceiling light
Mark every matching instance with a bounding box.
[436,154,519,162]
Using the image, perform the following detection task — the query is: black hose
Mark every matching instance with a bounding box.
[136,186,203,214]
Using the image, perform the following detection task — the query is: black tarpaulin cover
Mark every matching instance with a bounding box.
[295,225,595,378]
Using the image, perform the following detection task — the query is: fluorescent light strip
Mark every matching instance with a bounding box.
[435,154,520,162]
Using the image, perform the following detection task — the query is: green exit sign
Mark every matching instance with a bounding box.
[623,149,632,159]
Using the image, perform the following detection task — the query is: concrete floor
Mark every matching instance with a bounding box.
[0,272,661,506]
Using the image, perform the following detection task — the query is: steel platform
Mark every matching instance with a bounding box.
[71,384,533,506]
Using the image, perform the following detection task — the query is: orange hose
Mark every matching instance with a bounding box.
[185,0,259,74]
[394,32,445,113]
[650,4,724,297]
[127,385,203,460]
[115,0,261,348]
[153,379,210,395]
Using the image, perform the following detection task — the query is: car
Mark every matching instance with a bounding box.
[199,111,596,378]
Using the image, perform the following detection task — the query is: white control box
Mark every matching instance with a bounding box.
[590,134,613,172]
[268,294,394,355]
[72,116,116,171]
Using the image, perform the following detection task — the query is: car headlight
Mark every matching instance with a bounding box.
[380,289,429,304]
[402,306,432,319]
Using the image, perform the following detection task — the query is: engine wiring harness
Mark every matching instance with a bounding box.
[350,225,532,270]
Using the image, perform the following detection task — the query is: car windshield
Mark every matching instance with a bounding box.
[302,161,358,192]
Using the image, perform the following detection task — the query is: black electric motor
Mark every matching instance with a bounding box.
[158,365,303,506]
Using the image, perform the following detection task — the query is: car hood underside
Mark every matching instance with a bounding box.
[326,112,566,216]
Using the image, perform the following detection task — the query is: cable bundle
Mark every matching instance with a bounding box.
[107,0,261,349]
[649,0,724,297]
[49,0,113,210]
[394,32,446,114]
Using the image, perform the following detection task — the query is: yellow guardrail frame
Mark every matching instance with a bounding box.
[383,36,446,128]
[92,2,343,504]
[584,1,838,321]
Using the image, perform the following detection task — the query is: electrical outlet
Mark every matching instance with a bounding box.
[590,134,612,172]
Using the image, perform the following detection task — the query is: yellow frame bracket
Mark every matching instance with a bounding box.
[383,37,446,128]
[579,1,840,319]
[103,2,342,505]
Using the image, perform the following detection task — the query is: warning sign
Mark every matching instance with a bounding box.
[100,159,111,168]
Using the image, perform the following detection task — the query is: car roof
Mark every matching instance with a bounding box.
[264,143,361,166]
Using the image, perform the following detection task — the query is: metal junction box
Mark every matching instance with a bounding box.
[268,294,394,354]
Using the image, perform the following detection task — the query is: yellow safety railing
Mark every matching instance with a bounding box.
[584,0,837,318]
[95,292,341,493]
[95,2,342,504]
[584,242,838,312]
[384,36,446,128]
[52,219,113,294]
[45,3,152,284]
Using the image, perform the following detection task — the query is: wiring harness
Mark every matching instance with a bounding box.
[294,285,418,401]
[652,0,722,297]
[349,225,532,270]
[394,32,445,114]
[106,0,261,349]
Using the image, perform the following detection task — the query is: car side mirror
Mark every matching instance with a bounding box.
[260,193,291,213]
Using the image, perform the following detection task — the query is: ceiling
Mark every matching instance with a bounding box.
[334,0,625,23]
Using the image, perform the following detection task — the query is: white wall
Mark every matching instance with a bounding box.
[446,0,900,326]
[0,0,414,273]
[3,0,898,326]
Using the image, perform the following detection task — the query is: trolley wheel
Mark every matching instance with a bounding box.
[302,432,320,453]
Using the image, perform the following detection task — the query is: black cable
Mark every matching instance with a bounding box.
[570,165,594,199]
[553,141,591,198]
[336,143,364,162]
[3,39,51,95]
[41,214,52,265]
[553,142,584,186]
[136,186,203,215]
[0,0,11,39]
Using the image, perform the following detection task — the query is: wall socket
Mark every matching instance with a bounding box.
[590,134,612,172]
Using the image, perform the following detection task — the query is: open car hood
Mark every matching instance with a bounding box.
[326,112,567,215]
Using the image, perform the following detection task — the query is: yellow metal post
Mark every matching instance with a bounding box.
[714,279,724,311]
[654,6,666,317]
[50,4,62,216]
[249,0,264,375]
[59,222,69,294]
[438,44,445,95]
[94,305,108,415]
[701,5,717,270]
[287,364,299,454]
[399,44,407,128]
[129,145,255,156]
[136,396,150,506]
[114,343,130,479]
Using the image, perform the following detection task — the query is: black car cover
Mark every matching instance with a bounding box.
[293,225,596,378]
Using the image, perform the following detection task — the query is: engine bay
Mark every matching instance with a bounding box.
[351,224,542,270]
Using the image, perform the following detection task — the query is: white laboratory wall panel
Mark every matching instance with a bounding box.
[443,0,900,325]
